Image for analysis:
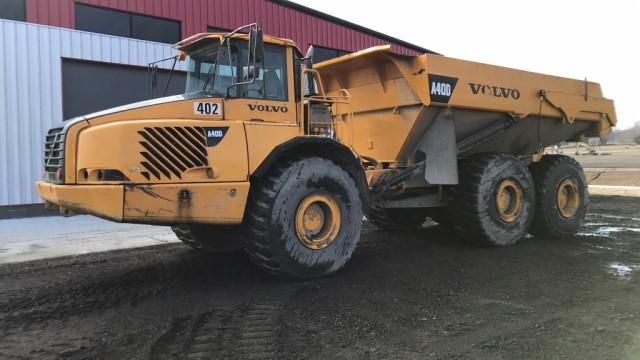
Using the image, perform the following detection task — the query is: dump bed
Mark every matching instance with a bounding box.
[315,46,616,163]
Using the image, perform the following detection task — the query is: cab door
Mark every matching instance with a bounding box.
[224,45,301,173]
[224,44,297,124]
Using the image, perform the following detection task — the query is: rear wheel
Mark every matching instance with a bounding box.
[450,153,534,247]
[529,155,588,238]
[244,157,363,279]
[171,224,243,252]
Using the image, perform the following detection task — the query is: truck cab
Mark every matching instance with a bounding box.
[37,25,354,225]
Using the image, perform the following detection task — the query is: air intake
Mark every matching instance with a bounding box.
[43,127,65,182]
[137,126,209,180]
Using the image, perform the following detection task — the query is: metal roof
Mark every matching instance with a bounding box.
[268,0,439,55]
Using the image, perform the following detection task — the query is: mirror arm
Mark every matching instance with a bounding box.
[163,56,178,97]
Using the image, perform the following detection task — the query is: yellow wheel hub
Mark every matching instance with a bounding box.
[557,178,580,218]
[495,179,524,223]
[295,193,341,250]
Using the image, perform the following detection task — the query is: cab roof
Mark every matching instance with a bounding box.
[173,32,298,52]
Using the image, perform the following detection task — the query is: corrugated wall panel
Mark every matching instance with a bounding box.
[25,0,423,55]
[0,20,184,206]
[0,22,10,204]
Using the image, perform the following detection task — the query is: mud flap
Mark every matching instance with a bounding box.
[419,109,458,185]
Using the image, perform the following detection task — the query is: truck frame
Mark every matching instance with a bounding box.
[37,24,616,278]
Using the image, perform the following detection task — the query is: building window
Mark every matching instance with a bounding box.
[75,4,181,44]
[207,26,230,33]
[0,0,26,21]
[312,46,350,63]
[207,25,247,34]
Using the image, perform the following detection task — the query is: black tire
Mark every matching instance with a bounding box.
[367,205,426,230]
[171,224,243,253]
[244,157,363,279]
[450,153,534,247]
[529,155,589,238]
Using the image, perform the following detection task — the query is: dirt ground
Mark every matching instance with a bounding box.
[1,196,640,360]
[574,154,639,171]
[568,144,640,170]
[584,170,640,187]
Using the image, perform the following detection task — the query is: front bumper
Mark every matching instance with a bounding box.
[36,181,249,224]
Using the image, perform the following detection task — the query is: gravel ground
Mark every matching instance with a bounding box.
[1,196,639,359]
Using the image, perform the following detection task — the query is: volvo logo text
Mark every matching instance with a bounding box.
[468,83,521,100]
[248,104,289,113]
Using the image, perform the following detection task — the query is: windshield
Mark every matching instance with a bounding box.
[184,39,223,95]
[184,38,287,101]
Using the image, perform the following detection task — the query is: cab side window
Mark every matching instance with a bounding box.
[244,44,288,102]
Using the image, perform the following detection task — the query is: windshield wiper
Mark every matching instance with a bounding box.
[202,65,216,93]
[201,51,220,94]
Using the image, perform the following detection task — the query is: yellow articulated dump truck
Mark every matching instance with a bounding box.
[37,24,616,278]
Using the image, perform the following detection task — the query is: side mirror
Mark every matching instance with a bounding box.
[303,46,316,95]
[248,26,264,79]
[254,28,264,63]
[305,45,315,67]
[242,65,256,81]
[227,23,264,86]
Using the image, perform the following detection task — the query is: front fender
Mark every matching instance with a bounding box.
[251,136,369,210]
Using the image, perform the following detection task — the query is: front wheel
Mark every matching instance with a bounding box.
[243,157,363,279]
[171,224,243,252]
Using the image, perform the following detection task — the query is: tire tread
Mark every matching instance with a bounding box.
[529,155,588,237]
[450,153,534,246]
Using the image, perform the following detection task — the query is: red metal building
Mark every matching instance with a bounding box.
[23,0,431,56]
[0,0,434,209]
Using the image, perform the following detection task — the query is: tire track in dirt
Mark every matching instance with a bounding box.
[0,249,256,325]
[0,261,178,324]
[149,302,282,359]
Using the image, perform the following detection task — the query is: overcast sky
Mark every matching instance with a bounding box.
[292,0,639,130]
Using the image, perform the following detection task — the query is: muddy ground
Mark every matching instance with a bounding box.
[1,196,640,360]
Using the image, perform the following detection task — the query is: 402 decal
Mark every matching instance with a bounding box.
[193,102,222,115]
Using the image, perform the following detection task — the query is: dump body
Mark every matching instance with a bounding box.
[315,46,616,166]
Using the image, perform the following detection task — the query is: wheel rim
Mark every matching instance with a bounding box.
[495,179,524,223]
[295,193,341,250]
[557,178,580,218]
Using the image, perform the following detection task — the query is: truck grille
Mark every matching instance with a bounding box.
[137,126,209,180]
[43,127,65,182]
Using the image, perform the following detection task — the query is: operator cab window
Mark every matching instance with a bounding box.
[184,39,287,102]
[242,44,288,102]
